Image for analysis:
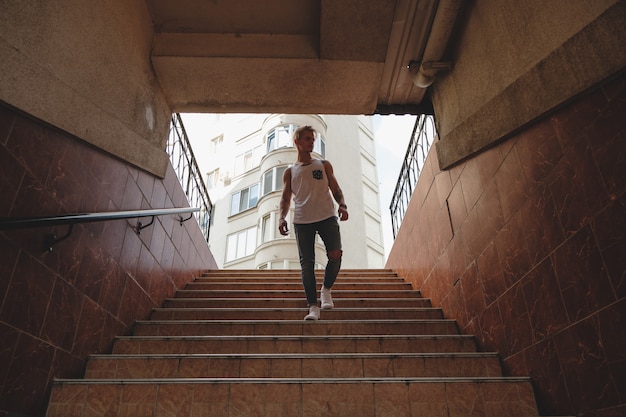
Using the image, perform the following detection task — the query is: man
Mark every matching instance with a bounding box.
[278,125,349,320]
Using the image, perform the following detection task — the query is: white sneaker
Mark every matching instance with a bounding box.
[304,305,320,320]
[321,286,334,309]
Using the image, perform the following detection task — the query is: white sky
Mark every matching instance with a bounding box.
[371,114,417,259]
[181,113,417,262]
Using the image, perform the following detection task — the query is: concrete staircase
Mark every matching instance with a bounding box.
[46,269,541,416]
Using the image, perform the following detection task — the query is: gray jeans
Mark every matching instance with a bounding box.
[294,216,342,306]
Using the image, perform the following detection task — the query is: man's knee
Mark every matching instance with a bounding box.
[328,249,342,261]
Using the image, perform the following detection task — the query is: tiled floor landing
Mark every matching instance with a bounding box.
[46,269,541,416]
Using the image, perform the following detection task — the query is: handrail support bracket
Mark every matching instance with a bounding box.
[45,224,74,252]
[136,216,155,234]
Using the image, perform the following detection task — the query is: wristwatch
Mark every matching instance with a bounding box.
[339,204,347,209]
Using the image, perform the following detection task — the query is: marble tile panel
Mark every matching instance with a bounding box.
[84,384,123,417]
[0,104,16,144]
[270,357,301,378]
[0,252,54,335]
[495,211,532,288]
[118,384,157,417]
[121,357,178,379]
[519,183,563,268]
[239,358,271,378]
[393,356,424,377]
[592,124,626,199]
[85,358,117,379]
[459,158,484,213]
[408,383,447,417]
[119,226,142,279]
[191,383,229,417]
[549,140,607,238]
[0,144,25,216]
[364,357,395,377]
[476,181,504,253]
[551,88,607,153]
[446,382,485,417]
[447,180,468,235]
[42,278,84,350]
[481,382,534,416]
[229,383,266,417]
[374,382,411,417]
[461,262,486,325]
[73,297,108,357]
[303,383,375,417]
[554,317,620,411]
[498,283,533,357]
[97,258,127,318]
[479,303,507,356]
[0,236,18,308]
[5,116,53,187]
[494,147,529,222]
[522,258,568,341]
[48,138,90,212]
[265,383,303,416]
[598,299,626,363]
[46,384,87,417]
[552,225,615,322]
[156,383,193,417]
[461,207,484,265]
[477,241,507,306]
[3,334,55,414]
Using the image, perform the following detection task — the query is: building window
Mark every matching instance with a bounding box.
[262,166,287,196]
[267,124,297,153]
[206,168,219,190]
[315,134,325,157]
[210,135,223,156]
[226,226,257,262]
[230,184,259,216]
[266,125,326,158]
[233,144,264,177]
[261,214,272,243]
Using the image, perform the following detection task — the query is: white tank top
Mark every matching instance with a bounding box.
[290,159,336,224]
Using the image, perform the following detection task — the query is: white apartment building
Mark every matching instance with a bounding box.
[184,113,385,270]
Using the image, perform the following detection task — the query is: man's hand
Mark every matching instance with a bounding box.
[278,218,289,235]
[338,205,349,221]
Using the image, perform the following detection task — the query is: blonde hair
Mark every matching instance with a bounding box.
[293,125,316,141]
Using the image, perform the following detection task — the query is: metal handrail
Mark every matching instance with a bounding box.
[0,207,199,251]
[167,114,213,242]
[389,114,437,239]
[0,207,199,230]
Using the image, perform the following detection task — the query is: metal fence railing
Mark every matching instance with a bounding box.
[166,113,213,242]
[389,114,437,239]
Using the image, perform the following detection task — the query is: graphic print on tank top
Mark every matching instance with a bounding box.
[312,169,323,180]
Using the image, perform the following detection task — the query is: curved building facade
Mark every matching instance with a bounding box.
[187,113,385,270]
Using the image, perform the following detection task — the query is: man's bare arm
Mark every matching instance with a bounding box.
[323,160,349,221]
[278,167,292,235]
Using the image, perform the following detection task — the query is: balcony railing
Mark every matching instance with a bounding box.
[167,113,213,242]
[389,114,437,239]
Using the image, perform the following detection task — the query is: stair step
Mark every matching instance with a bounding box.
[133,319,459,336]
[195,275,407,283]
[46,268,541,417]
[112,334,478,354]
[174,289,422,299]
[163,297,433,309]
[84,352,503,379]
[47,378,539,417]
[200,269,397,278]
[184,282,413,290]
[149,307,444,321]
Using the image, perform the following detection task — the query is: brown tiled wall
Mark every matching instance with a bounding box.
[387,73,625,416]
[0,104,217,416]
